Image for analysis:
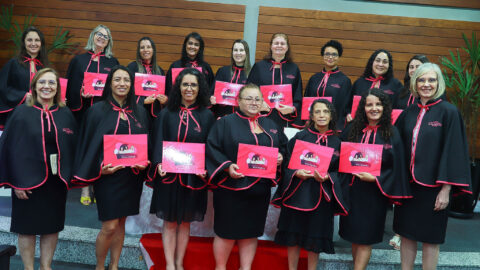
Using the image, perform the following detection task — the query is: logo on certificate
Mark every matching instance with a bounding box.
[221,88,237,100]
[142,80,158,91]
[300,150,319,167]
[268,91,285,104]
[114,143,137,159]
[349,151,370,167]
[92,79,105,91]
[246,152,268,170]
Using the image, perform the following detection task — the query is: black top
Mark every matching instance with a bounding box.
[351,77,403,110]
[165,59,214,97]
[148,104,215,189]
[206,111,288,190]
[212,65,248,118]
[395,99,471,193]
[0,104,77,189]
[304,68,352,129]
[248,59,303,128]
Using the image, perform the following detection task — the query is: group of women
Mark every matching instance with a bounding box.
[0,24,471,270]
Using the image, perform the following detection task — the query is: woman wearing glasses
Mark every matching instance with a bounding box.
[65,24,119,205]
[206,83,287,270]
[304,40,352,130]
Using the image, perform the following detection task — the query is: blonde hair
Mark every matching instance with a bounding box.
[410,63,446,100]
[28,68,65,107]
[85,24,114,58]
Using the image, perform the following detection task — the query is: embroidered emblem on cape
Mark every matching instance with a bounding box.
[330,83,341,88]
[286,74,295,79]
[428,121,442,127]
[383,89,394,95]
[62,128,74,135]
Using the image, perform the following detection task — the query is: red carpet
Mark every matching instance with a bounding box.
[140,233,309,270]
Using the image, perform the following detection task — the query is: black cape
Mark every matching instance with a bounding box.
[72,100,149,184]
[127,61,166,120]
[206,111,288,190]
[211,65,248,118]
[65,52,119,121]
[165,59,214,97]
[247,59,303,128]
[351,77,403,110]
[0,58,43,126]
[147,104,215,189]
[0,104,77,189]
[271,128,348,216]
[304,68,352,130]
[395,99,471,193]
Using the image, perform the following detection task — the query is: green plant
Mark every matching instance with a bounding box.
[0,4,78,56]
[441,32,480,159]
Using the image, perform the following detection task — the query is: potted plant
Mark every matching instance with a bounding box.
[441,32,480,218]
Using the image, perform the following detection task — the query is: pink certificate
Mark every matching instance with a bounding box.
[213,81,243,106]
[339,142,383,176]
[288,140,334,175]
[391,109,403,124]
[83,72,108,96]
[134,73,166,96]
[301,96,333,120]
[260,84,293,108]
[171,67,203,85]
[237,143,279,179]
[59,78,68,102]
[162,141,205,174]
[103,134,148,167]
[350,95,362,119]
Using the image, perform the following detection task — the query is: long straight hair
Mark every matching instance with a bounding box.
[84,24,114,58]
[230,39,251,77]
[101,65,139,117]
[180,32,205,66]
[135,37,163,75]
[17,26,49,68]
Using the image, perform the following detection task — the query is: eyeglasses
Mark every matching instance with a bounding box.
[37,80,57,87]
[181,82,198,89]
[240,97,263,104]
[96,32,109,40]
[417,78,437,84]
[324,52,339,58]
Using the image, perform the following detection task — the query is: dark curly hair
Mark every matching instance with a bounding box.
[399,54,429,98]
[167,68,210,110]
[101,65,140,117]
[362,49,394,82]
[347,88,392,142]
[180,32,205,66]
[321,40,343,57]
[307,99,337,134]
[135,37,164,75]
[17,26,49,68]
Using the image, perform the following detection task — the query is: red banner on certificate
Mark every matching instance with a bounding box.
[260,84,293,108]
[301,96,333,120]
[59,78,67,102]
[213,81,243,106]
[288,140,334,175]
[103,134,148,167]
[83,72,108,96]
[339,142,383,176]
[171,67,203,85]
[391,109,403,124]
[350,95,362,119]
[237,143,278,179]
[162,141,205,174]
[134,73,165,96]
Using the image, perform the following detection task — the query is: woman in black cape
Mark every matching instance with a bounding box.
[304,40,352,130]
[148,68,214,270]
[272,99,348,270]
[210,39,251,118]
[339,88,411,270]
[0,68,76,270]
[127,36,166,120]
[165,32,214,96]
[72,65,149,270]
[393,63,471,270]
[247,33,303,129]
[394,54,430,110]
[206,83,287,270]
[0,26,49,129]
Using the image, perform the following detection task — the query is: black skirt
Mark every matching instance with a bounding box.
[339,179,389,245]
[10,175,67,235]
[274,200,335,254]
[94,168,144,221]
[393,183,447,244]
[150,176,207,224]
[213,180,271,239]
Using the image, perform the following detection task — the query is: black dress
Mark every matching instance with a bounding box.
[165,59,214,97]
[65,51,119,123]
[72,100,149,221]
[304,68,352,130]
[272,128,348,254]
[0,104,77,234]
[148,105,215,224]
[393,99,471,244]
[211,65,248,118]
[339,125,411,245]
[247,59,303,129]
[0,58,44,127]
[127,61,165,120]
[351,77,403,110]
[206,112,287,239]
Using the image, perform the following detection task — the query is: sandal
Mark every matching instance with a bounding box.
[80,196,92,206]
[389,235,401,250]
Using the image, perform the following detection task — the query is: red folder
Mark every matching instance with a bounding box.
[213,81,243,106]
[83,72,108,96]
[237,143,278,179]
[391,109,403,124]
[350,95,362,119]
[260,84,293,108]
[162,141,205,174]
[103,134,148,167]
[287,140,334,175]
[339,142,383,176]
[59,78,68,102]
[134,73,165,96]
